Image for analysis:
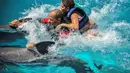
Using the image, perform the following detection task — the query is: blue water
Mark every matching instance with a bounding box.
[0,0,60,24]
[0,0,130,73]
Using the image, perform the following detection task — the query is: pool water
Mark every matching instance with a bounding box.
[0,0,130,73]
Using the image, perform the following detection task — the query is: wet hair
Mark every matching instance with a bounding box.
[50,9,66,23]
[51,9,63,20]
[61,0,75,9]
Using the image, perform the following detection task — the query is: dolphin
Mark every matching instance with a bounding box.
[0,31,26,43]
[0,41,102,73]
[0,55,94,73]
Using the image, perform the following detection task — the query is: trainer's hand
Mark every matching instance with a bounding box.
[10,20,23,29]
[26,42,36,49]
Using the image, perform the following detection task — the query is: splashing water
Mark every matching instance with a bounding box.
[1,0,130,73]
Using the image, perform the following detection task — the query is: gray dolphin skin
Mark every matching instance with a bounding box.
[0,31,26,43]
[0,26,101,73]
[0,46,102,73]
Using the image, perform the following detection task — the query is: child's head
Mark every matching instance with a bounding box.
[60,0,75,12]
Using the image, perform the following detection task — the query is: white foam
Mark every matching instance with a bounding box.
[22,4,56,19]
[16,1,130,71]
[18,4,57,43]
[89,3,118,22]
[111,21,130,27]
